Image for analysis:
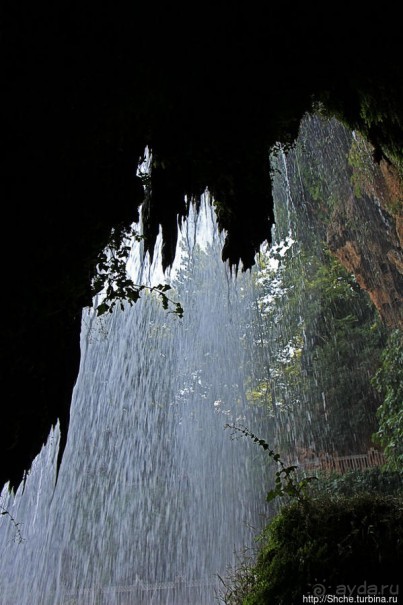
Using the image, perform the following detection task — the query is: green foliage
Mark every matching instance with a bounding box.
[308,467,403,498]
[220,494,403,605]
[91,224,184,318]
[217,548,263,605]
[225,425,317,504]
[253,132,389,453]
[247,495,402,605]
[348,132,377,199]
[219,115,401,605]
[250,236,386,456]
[372,329,403,470]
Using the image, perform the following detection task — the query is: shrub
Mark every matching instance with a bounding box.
[220,494,403,605]
[307,467,403,498]
[372,330,403,471]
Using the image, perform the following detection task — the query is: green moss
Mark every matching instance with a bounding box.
[221,493,403,605]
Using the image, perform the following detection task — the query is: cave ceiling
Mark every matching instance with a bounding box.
[1,4,402,489]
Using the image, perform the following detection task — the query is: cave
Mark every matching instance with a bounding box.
[1,4,402,491]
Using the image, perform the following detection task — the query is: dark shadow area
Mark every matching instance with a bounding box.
[1,4,402,489]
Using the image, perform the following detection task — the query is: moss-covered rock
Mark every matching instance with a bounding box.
[223,494,403,605]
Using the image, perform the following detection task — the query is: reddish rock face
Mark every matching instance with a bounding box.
[327,152,403,329]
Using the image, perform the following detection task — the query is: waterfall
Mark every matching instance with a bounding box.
[0,196,270,605]
[1,113,392,604]
[256,114,387,464]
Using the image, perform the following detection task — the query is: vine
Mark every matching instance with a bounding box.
[0,503,24,544]
[91,224,184,318]
[225,424,317,503]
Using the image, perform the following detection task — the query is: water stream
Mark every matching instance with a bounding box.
[0,114,392,604]
[0,198,270,605]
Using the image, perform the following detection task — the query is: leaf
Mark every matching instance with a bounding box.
[266,489,278,503]
[126,289,141,303]
[96,302,110,316]
[175,303,184,318]
[92,279,105,295]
